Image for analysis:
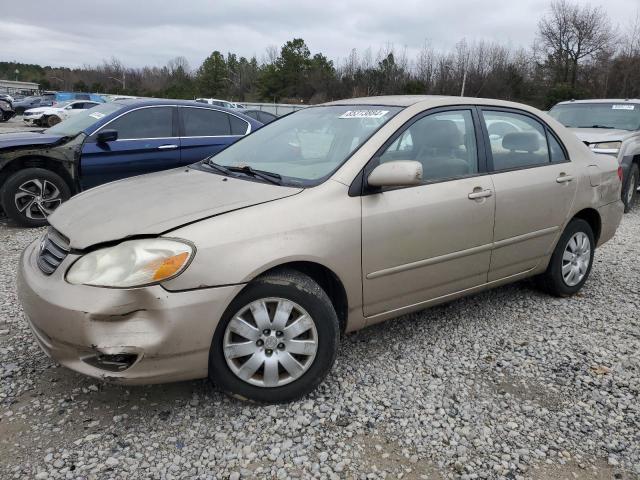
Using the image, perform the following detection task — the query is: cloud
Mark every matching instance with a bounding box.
[0,0,634,69]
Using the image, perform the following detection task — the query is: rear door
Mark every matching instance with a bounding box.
[480,108,578,281]
[79,106,179,189]
[178,106,250,163]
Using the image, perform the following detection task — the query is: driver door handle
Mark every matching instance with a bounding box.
[158,144,178,150]
[468,189,493,200]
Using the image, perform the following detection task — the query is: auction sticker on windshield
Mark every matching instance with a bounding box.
[89,112,106,119]
[612,105,635,110]
[339,110,389,119]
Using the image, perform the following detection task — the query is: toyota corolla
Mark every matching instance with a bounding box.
[17,96,623,403]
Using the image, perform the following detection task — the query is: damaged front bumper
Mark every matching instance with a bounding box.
[17,238,243,384]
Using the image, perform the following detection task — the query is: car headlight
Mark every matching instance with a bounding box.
[66,239,194,288]
[590,141,621,155]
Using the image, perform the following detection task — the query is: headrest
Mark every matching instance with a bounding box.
[414,119,462,149]
[502,132,540,152]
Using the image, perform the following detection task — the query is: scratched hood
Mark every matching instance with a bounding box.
[48,167,303,249]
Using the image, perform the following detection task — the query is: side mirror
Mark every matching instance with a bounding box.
[367,160,423,188]
[96,129,118,143]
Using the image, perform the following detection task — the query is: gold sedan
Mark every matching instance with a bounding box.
[18,96,623,402]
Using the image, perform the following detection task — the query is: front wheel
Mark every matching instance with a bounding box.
[209,269,340,403]
[46,115,61,127]
[622,163,639,213]
[0,168,71,227]
[537,218,595,297]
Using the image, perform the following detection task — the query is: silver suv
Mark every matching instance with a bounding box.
[549,99,640,211]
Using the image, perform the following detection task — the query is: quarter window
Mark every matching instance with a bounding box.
[181,107,231,136]
[229,114,249,135]
[482,111,550,171]
[547,132,568,162]
[106,107,173,139]
[380,110,478,182]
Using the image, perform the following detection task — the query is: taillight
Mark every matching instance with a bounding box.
[617,167,623,182]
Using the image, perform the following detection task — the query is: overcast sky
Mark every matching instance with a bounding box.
[1,0,637,70]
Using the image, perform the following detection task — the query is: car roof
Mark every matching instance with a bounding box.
[553,99,640,105]
[321,95,548,111]
[113,98,240,109]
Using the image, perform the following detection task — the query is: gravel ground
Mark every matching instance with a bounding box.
[0,209,638,480]
[0,115,42,134]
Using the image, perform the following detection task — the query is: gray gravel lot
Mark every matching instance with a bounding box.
[0,209,638,480]
[0,115,42,134]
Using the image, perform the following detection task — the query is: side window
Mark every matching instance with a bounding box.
[380,109,478,182]
[547,132,568,162]
[182,108,231,136]
[230,114,249,135]
[106,107,173,139]
[71,102,85,109]
[482,110,550,171]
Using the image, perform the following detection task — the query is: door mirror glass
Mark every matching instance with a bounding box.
[96,129,118,143]
[368,160,423,187]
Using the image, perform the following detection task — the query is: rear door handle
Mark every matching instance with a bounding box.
[468,189,493,200]
[158,144,178,150]
[556,174,574,183]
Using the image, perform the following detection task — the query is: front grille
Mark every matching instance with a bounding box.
[37,228,70,275]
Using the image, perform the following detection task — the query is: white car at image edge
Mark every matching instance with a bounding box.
[23,100,101,127]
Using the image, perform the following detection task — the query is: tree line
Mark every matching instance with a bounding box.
[1,0,639,109]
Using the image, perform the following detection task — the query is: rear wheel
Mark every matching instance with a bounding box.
[537,218,595,297]
[622,163,639,213]
[209,269,340,403]
[0,168,71,227]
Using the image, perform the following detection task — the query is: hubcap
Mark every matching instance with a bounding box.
[562,232,591,287]
[14,179,62,220]
[223,298,318,388]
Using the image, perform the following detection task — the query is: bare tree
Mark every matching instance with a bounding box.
[537,0,615,87]
[415,41,436,92]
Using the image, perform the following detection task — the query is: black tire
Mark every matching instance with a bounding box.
[622,163,639,213]
[209,268,340,403]
[537,218,595,297]
[46,115,61,127]
[0,168,71,228]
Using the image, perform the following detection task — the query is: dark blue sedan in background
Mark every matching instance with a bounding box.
[0,99,262,226]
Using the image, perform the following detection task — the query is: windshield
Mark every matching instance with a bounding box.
[45,102,124,136]
[549,103,640,131]
[53,101,72,108]
[210,105,402,185]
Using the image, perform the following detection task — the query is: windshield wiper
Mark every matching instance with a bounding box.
[205,159,232,175]
[577,125,615,129]
[226,165,282,185]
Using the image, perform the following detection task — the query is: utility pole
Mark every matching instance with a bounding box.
[460,69,467,97]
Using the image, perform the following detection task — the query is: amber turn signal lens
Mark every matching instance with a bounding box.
[152,252,190,281]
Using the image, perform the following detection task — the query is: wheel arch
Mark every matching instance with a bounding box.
[572,207,601,244]
[251,261,349,334]
[0,156,76,194]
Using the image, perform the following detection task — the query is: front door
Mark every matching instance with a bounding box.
[480,108,579,281]
[80,106,179,189]
[361,108,496,317]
